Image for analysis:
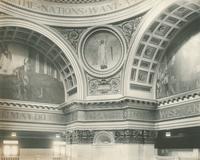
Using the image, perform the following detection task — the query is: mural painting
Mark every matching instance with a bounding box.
[156,33,200,98]
[83,30,123,72]
[0,42,64,104]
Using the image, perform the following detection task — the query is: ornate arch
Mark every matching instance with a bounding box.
[124,0,200,99]
[0,17,85,101]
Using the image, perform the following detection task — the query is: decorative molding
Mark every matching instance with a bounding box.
[155,116,200,130]
[0,121,66,132]
[66,121,155,131]
[0,99,59,111]
[59,96,157,109]
[65,129,157,144]
[157,89,200,105]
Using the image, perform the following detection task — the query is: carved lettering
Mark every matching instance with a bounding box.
[159,101,200,120]
[2,0,143,16]
[0,110,63,123]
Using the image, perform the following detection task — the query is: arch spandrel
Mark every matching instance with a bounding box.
[125,0,200,100]
[0,18,85,104]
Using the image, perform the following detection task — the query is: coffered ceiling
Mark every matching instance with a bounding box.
[127,0,200,97]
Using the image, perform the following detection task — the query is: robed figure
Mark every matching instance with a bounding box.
[97,39,113,69]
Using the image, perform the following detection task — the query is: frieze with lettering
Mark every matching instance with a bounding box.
[65,108,155,123]
[158,101,200,120]
[2,0,144,17]
[0,109,64,124]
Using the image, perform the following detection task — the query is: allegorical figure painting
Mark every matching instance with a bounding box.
[84,30,122,71]
[156,32,200,98]
[98,39,110,69]
[0,42,64,104]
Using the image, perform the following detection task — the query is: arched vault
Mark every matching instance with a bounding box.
[0,17,85,102]
[124,0,200,99]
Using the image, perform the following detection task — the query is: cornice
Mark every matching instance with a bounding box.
[157,89,200,106]
[0,99,60,111]
[59,96,157,109]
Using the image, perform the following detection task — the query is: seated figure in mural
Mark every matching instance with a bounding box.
[0,43,12,73]
[13,58,31,100]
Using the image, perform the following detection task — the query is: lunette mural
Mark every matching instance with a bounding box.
[0,42,64,104]
[156,32,200,98]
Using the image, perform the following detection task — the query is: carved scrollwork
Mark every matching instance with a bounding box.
[66,129,156,144]
[116,16,143,45]
[54,27,85,51]
[88,74,121,95]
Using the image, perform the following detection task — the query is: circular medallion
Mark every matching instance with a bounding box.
[79,27,126,77]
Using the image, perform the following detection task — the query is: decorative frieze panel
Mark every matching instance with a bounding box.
[87,73,121,95]
[115,129,156,144]
[66,130,95,144]
[65,129,156,144]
